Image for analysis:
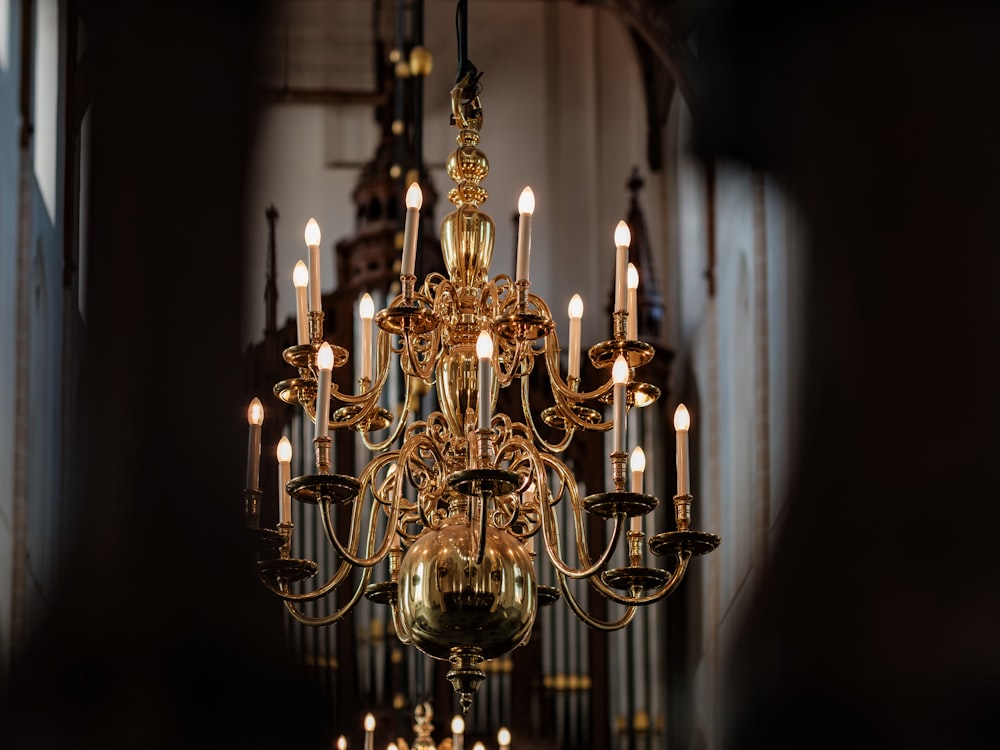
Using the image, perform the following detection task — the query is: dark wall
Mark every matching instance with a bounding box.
[0,2,329,748]
[694,2,1000,748]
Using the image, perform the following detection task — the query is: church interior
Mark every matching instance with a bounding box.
[1,1,998,749]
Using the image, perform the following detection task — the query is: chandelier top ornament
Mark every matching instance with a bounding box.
[243,0,720,714]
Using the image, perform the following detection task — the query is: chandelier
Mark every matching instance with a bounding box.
[243,0,720,714]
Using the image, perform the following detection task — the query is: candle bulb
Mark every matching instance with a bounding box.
[497,727,511,750]
[315,342,334,446]
[630,446,646,532]
[516,186,534,283]
[359,292,375,384]
[363,713,376,750]
[614,220,631,314]
[472,743,485,750]
[401,182,422,277]
[627,262,639,340]
[245,397,263,491]
[293,260,310,344]
[304,218,322,313]
[451,715,465,750]
[337,736,347,750]
[567,294,583,380]
[612,356,629,457]
[477,330,494,430]
[674,403,691,496]
[277,436,292,525]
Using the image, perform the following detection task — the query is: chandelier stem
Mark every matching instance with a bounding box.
[611,450,628,492]
[401,273,417,303]
[244,487,262,529]
[308,309,324,344]
[475,427,493,466]
[673,493,693,531]
[627,529,644,567]
[314,435,332,474]
[613,309,628,342]
[515,279,529,310]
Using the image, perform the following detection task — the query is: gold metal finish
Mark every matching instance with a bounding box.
[246,70,719,710]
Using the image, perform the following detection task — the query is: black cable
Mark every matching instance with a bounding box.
[454,0,482,97]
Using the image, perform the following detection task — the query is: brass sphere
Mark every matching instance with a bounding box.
[446,145,489,185]
[397,512,537,662]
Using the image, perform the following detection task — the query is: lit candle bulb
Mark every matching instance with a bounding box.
[630,446,646,532]
[451,715,465,750]
[627,262,639,340]
[674,403,691,496]
[401,182,422,277]
[472,743,485,750]
[388,744,399,750]
[497,726,511,750]
[567,294,583,380]
[363,713,376,750]
[477,330,494,430]
[293,260,310,344]
[277,436,292,526]
[246,397,263,491]
[614,220,631,315]
[304,218,322,313]
[337,736,347,750]
[612,356,629,457]
[359,292,375,384]
[315,342,334,448]
[516,186,534,283]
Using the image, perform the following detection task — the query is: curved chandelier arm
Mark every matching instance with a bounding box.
[541,330,616,408]
[280,565,373,626]
[556,569,637,632]
[519,370,574,453]
[257,553,355,603]
[590,550,693,607]
[400,325,439,383]
[390,601,413,645]
[534,454,626,580]
[361,371,419,452]
[320,458,402,568]
[330,326,393,408]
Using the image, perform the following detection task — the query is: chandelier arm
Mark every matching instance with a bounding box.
[471,490,488,564]
[519,369,574,453]
[390,600,413,645]
[543,331,617,406]
[556,569,637,632]
[493,335,525,389]
[318,466,400,568]
[399,430,449,530]
[556,454,627,577]
[589,550,693,607]
[327,327,394,411]
[280,565,373,626]
[536,457,627,579]
[361,372,418,452]
[400,325,439,382]
[256,555,355,602]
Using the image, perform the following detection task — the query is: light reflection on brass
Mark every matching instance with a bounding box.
[397,513,536,663]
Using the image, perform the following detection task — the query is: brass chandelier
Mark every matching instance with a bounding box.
[243,0,719,713]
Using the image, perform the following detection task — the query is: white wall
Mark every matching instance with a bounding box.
[242,1,652,356]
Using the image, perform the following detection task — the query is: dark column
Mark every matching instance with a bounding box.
[0,2,328,748]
